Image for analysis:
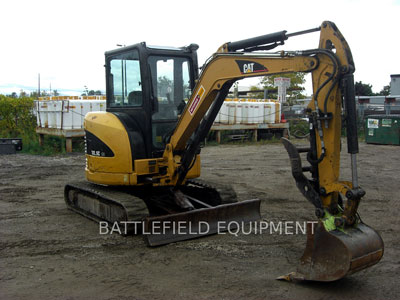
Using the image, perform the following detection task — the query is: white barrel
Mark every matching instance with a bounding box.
[263,102,275,123]
[62,100,79,129]
[90,100,106,112]
[47,100,62,128]
[73,100,85,129]
[248,103,255,124]
[241,102,249,124]
[242,102,256,124]
[56,101,67,129]
[253,103,263,124]
[81,101,91,126]
[35,98,107,129]
[228,103,236,124]
[236,103,243,124]
[39,101,49,128]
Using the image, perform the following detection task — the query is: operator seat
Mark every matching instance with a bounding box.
[128,91,142,106]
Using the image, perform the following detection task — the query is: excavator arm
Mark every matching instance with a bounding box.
[167,54,318,187]
[157,21,383,281]
[160,21,348,195]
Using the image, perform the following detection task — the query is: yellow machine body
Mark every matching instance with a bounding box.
[84,111,200,186]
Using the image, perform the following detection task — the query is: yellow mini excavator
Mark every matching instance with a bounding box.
[65,21,383,282]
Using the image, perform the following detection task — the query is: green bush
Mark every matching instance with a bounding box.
[0,95,36,137]
[0,95,72,155]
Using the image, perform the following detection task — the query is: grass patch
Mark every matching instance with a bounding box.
[20,135,66,155]
[0,95,85,155]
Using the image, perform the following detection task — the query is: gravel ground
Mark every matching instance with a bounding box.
[0,141,399,299]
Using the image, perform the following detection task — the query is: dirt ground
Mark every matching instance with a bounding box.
[0,140,399,299]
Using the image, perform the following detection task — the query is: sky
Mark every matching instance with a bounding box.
[0,0,399,96]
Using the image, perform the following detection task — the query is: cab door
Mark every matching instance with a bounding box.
[106,48,150,161]
[148,56,192,156]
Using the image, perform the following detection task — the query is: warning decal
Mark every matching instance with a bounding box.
[188,86,205,115]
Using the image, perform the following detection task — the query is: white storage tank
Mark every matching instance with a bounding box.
[47,100,63,128]
[248,103,256,124]
[80,101,90,125]
[90,100,106,112]
[47,101,55,129]
[74,100,86,129]
[227,103,236,124]
[34,97,107,130]
[56,101,68,129]
[242,102,257,124]
[62,100,80,129]
[263,102,275,124]
[241,102,249,124]
[209,98,283,125]
[38,101,49,128]
[235,102,243,124]
[253,103,264,124]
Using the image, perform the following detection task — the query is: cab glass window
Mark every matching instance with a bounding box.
[109,50,142,107]
[148,56,191,120]
[148,56,191,149]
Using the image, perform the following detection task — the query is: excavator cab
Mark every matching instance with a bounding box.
[104,43,199,158]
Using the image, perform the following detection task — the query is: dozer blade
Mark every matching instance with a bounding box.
[144,199,261,246]
[284,221,384,282]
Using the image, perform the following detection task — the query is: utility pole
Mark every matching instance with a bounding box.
[38,73,41,97]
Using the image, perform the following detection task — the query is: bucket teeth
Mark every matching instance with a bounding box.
[281,221,384,282]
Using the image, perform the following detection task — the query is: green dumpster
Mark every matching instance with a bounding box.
[365,115,400,145]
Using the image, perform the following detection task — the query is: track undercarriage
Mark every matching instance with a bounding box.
[65,179,261,246]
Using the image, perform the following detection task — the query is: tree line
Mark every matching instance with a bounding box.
[355,81,390,96]
[5,87,103,99]
[3,79,390,100]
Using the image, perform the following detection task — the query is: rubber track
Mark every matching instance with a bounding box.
[65,181,148,234]
[65,179,239,235]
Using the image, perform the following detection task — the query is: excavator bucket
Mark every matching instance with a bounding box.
[285,221,384,282]
[145,199,261,246]
[280,137,384,281]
